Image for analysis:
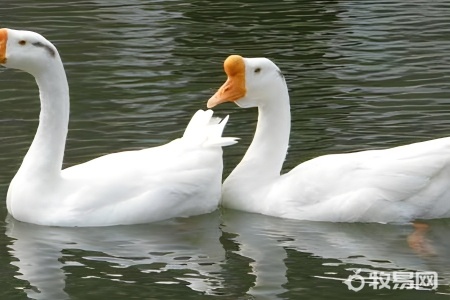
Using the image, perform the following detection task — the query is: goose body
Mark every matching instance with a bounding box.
[207,55,450,223]
[2,28,236,227]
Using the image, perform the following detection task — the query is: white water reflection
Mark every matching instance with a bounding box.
[5,212,225,300]
[221,210,450,299]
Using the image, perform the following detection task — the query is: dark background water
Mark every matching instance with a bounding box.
[0,0,450,299]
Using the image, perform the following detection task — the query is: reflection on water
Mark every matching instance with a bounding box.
[6,211,450,299]
[224,212,450,275]
[6,213,225,300]
[1,0,450,299]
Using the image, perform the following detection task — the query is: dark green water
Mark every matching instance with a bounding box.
[1,0,450,299]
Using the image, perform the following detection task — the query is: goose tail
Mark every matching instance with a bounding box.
[183,109,238,147]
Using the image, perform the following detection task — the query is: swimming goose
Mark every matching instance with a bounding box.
[207,55,450,223]
[2,28,237,227]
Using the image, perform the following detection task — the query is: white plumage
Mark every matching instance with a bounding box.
[207,55,450,223]
[2,28,237,226]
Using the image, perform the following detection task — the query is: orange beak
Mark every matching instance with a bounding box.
[207,55,246,108]
[0,28,7,64]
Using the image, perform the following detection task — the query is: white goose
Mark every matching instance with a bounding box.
[1,28,237,227]
[207,55,450,223]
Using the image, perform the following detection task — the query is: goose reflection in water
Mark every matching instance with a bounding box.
[5,212,225,300]
[6,210,450,299]
[220,210,450,299]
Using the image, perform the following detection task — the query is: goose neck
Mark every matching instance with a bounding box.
[19,61,69,177]
[238,87,291,179]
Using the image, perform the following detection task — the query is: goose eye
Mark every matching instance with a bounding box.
[254,67,261,73]
[19,40,26,46]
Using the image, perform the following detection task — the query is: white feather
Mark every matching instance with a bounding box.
[209,55,450,223]
[3,28,237,226]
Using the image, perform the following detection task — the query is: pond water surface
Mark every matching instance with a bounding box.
[1,1,450,299]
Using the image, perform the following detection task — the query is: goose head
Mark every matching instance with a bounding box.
[0,28,59,76]
[207,55,286,109]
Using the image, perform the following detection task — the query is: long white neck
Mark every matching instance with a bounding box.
[231,80,291,181]
[18,58,69,178]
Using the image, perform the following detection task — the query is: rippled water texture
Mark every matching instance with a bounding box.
[1,0,450,299]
